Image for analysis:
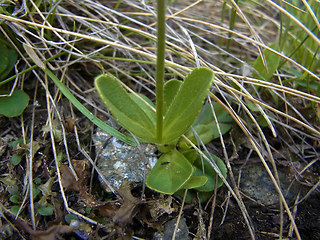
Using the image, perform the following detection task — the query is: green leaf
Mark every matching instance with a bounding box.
[0,43,9,75]
[11,154,22,166]
[65,214,78,224]
[182,175,208,189]
[163,79,182,114]
[33,187,41,199]
[0,90,29,117]
[252,44,280,81]
[244,98,261,112]
[178,103,233,149]
[11,206,20,215]
[192,152,227,192]
[95,74,156,142]
[175,188,213,203]
[162,67,214,143]
[175,151,227,203]
[34,177,41,185]
[129,93,156,127]
[9,194,21,204]
[11,137,25,149]
[181,149,198,164]
[0,48,18,80]
[38,204,53,216]
[146,149,193,194]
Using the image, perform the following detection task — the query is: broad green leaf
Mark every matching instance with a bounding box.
[33,187,41,199]
[252,44,280,81]
[146,149,193,194]
[0,48,18,80]
[181,149,198,164]
[129,93,156,127]
[182,175,208,189]
[65,214,78,224]
[163,79,182,114]
[156,143,175,153]
[192,152,227,192]
[37,204,54,216]
[0,43,9,75]
[11,206,20,215]
[9,194,21,204]
[162,67,214,143]
[178,103,233,149]
[95,74,156,142]
[11,154,22,166]
[175,188,213,203]
[0,90,29,117]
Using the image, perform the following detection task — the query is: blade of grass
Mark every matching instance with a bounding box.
[43,68,135,145]
[226,0,238,51]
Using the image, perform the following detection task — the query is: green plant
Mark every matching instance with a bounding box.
[279,0,320,73]
[0,89,29,117]
[0,40,29,117]
[95,0,228,196]
[0,39,17,81]
[276,0,320,99]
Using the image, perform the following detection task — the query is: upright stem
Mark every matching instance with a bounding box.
[156,0,166,142]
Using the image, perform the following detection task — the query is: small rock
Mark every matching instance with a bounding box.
[154,217,191,240]
[235,163,301,205]
[92,128,158,190]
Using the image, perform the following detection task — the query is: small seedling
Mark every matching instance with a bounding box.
[95,0,228,197]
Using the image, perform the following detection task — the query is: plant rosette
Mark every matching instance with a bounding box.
[95,67,229,197]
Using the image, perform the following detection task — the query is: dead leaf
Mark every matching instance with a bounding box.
[98,181,141,226]
[148,195,174,220]
[98,201,121,218]
[60,159,90,192]
[41,119,62,142]
[64,117,77,132]
[60,164,80,192]
[113,181,142,225]
[78,191,104,208]
[72,159,90,188]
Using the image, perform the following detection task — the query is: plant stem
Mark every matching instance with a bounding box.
[156,0,166,142]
